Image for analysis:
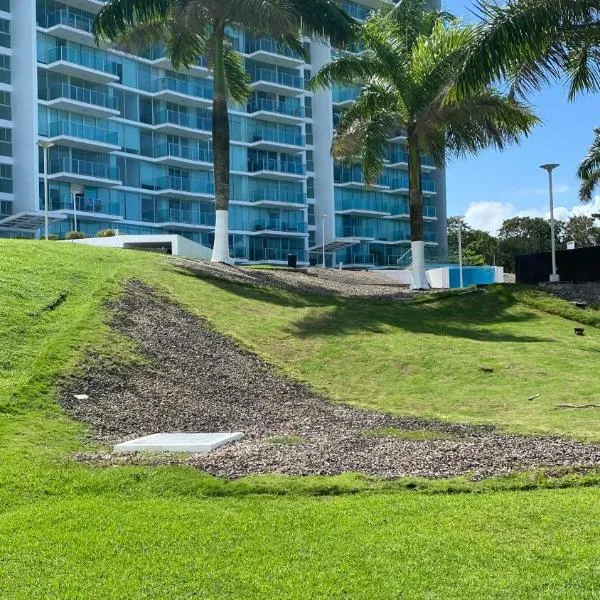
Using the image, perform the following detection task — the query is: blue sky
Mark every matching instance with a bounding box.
[442,0,600,233]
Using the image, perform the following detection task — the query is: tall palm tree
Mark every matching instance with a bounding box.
[577,128,600,203]
[311,0,539,289]
[93,0,354,263]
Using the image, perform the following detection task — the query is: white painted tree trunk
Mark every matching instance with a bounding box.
[211,209,233,264]
[410,240,430,290]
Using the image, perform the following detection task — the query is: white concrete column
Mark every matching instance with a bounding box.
[11,0,39,214]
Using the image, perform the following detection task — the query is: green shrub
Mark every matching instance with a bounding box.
[65,231,85,240]
[97,229,116,238]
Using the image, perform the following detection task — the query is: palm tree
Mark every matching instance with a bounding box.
[93,0,354,263]
[311,0,539,289]
[577,128,600,203]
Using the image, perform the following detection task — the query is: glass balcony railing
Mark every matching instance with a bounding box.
[389,202,410,215]
[249,128,304,146]
[155,143,213,163]
[340,1,372,21]
[46,46,119,76]
[332,85,360,103]
[421,154,435,167]
[248,68,303,89]
[423,205,437,217]
[425,230,438,242]
[422,180,436,193]
[155,208,215,227]
[335,197,391,213]
[152,77,214,100]
[252,220,307,233]
[336,226,374,238]
[248,158,306,175]
[45,10,93,33]
[48,120,119,145]
[49,158,120,181]
[41,83,118,110]
[250,188,306,204]
[385,176,410,190]
[334,167,386,187]
[154,110,212,132]
[345,253,375,265]
[44,194,121,215]
[386,150,409,164]
[154,176,215,195]
[248,248,308,262]
[247,98,304,119]
[372,232,411,242]
[245,38,303,61]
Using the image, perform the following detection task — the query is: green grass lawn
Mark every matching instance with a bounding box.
[3,239,600,599]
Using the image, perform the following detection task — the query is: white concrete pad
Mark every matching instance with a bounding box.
[113,432,244,453]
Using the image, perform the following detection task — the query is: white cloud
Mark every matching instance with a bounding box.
[515,183,571,197]
[463,196,600,235]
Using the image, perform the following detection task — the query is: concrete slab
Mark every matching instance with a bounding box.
[113,432,244,453]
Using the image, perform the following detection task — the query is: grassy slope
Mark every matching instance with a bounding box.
[3,240,600,598]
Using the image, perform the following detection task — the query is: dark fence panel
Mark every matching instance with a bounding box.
[515,246,600,284]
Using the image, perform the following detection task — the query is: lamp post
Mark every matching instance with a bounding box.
[456,215,465,288]
[71,183,84,233]
[540,163,560,282]
[321,213,327,269]
[37,140,54,241]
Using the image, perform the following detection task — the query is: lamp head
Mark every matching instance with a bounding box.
[539,163,560,172]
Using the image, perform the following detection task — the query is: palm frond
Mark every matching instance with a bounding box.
[223,46,252,103]
[577,128,600,202]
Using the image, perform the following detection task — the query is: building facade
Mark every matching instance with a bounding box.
[0,0,446,267]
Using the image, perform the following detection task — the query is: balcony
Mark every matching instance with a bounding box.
[43,10,94,44]
[244,38,304,68]
[155,208,215,230]
[40,83,119,118]
[341,253,376,267]
[384,202,410,219]
[371,232,411,244]
[334,167,388,190]
[335,197,391,217]
[45,194,123,221]
[247,98,305,124]
[336,226,375,240]
[152,77,213,106]
[249,188,306,208]
[247,158,306,180]
[48,158,120,187]
[154,143,213,169]
[423,204,437,219]
[64,0,107,13]
[248,128,304,152]
[332,85,360,106]
[247,247,308,263]
[154,110,212,139]
[249,220,308,236]
[47,120,119,152]
[249,68,304,96]
[425,230,438,243]
[384,175,409,193]
[340,1,372,21]
[153,176,215,198]
[43,46,120,84]
[422,180,437,195]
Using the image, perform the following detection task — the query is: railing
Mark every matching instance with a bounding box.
[42,83,118,110]
[385,176,410,190]
[422,180,436,193]
[252,220,307,233]
[45,194,121,215]
[245,38,303,61]
[247,98,304,119]
[153,176,215,195]
[46,46,119,76]
[423,204,437,217]
[155,143,213,163]
[425,230,438,242]
[46,10,93,33]
[48,121,119,145]
[334,167,386,187]
[49,158,120,181]
[248,247,308,262]
[152,77,214,100]
[373,232,411,242]
[248,159,306,175]
[154,110,212,132]
[249,128,304,146]
[248,68,303,89]
[339,1,372,21]
[336,226,374,238]
[388,201,410,216]
[155,208,215,227]
[332,85,360,104]
[345,253,375,265]
[335,197,391,213]
[250,188,305,204]
[145,46,209,69]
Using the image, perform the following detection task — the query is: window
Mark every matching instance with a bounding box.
[307,177,314,199]
[0,90,9,120]
[0,126,11,156]
[0,163,12,192]
[0,54,9,84]
[0,19,9,48]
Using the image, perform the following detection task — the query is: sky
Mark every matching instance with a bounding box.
[442,0,600,234]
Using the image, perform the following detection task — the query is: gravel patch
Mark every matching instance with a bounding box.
[171,259,422,299]
[62,281,600,479]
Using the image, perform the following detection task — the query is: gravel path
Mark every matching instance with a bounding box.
[62,281,600,479]
[172,259,421,299]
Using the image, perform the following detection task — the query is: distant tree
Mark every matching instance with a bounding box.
[447,217,499,265]
[563,215,600,248]
[497,216,565,272]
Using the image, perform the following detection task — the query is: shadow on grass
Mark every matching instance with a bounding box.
[175,269,551,343]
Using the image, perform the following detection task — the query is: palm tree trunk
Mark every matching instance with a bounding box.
[407,132,429,289]
[211,22,232,263]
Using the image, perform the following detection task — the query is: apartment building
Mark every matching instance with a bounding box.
[0,0,446,267]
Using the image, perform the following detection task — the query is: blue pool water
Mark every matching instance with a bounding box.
[448,266,497,288]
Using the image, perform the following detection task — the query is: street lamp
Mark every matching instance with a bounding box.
[540,163,560,282]
[321,213,327,269]
[37,140,55,241]
[71,183,85,233]
[455,215,465,288]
